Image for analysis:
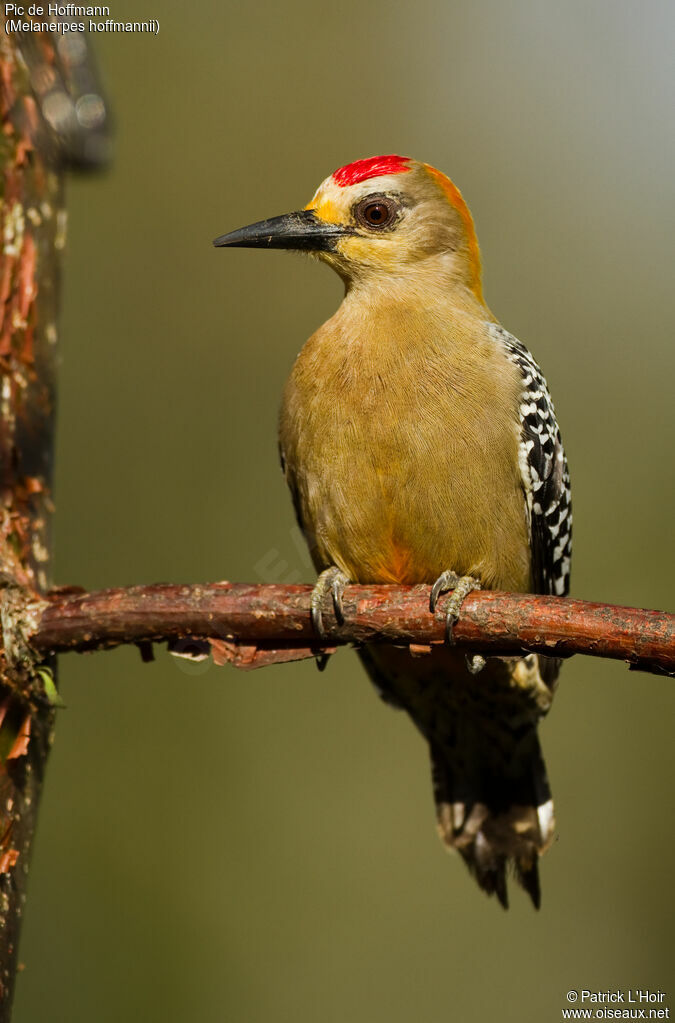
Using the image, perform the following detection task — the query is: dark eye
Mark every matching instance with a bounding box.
[363,202,389,225]
[355,196,397,230]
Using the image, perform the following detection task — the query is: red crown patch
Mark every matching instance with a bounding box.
[332,155,411,188]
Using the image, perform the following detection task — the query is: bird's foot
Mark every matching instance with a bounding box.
[466,653,486,674]
[429,570,482,644]
[310,566,349,641]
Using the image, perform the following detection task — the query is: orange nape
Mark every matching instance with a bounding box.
[423,164,484,304]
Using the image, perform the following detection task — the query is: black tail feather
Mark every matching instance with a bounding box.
[432,733,553,909]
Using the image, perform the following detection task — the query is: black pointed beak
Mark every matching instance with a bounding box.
[213,210,353,252]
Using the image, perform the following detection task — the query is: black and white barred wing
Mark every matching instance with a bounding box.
[489,324,572,598]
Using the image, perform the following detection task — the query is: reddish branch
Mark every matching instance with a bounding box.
[33,583,675,676]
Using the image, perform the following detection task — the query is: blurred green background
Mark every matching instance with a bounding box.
[13,0,675,1020]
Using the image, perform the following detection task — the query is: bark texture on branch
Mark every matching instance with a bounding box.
[32,582,675,677]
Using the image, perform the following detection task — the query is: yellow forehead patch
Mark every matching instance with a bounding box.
[304,196,342,225]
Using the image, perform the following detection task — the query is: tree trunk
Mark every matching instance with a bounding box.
[0,23,109,1017]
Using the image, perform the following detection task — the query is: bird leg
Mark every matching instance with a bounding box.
[429,570,482,648]
[310,566,349,641]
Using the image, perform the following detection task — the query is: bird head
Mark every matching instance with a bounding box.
[214,155,484,302]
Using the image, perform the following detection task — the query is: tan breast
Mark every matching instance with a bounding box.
[279,286,531,592]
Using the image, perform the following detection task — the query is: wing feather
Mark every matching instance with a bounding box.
[488,324,572,597]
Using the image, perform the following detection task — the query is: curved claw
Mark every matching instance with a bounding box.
[430,570,462,613]
[310,566,349,640]
[429,570,482,644]
[310,597,326,639]
[330,574,346,625]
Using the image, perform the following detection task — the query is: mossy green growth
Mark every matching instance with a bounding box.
[36,667,64,709]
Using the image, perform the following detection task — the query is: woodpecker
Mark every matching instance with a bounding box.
[214,155,572,908]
